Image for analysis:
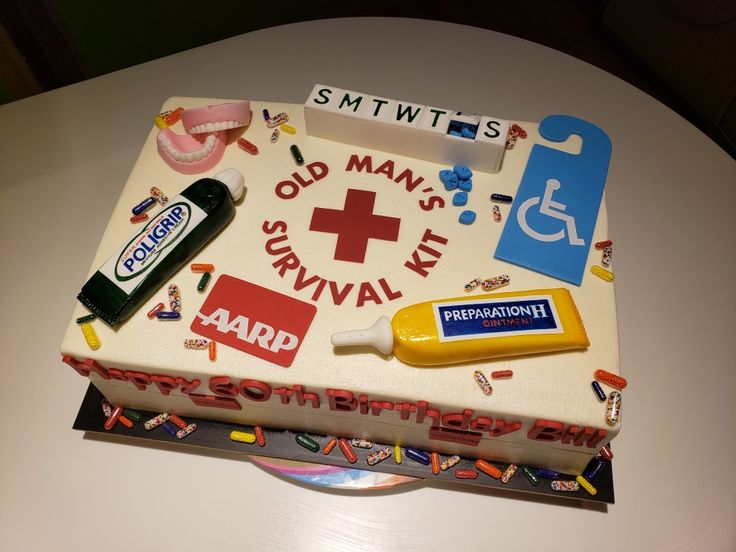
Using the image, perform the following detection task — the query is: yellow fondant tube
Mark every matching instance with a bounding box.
[331,288,589,366]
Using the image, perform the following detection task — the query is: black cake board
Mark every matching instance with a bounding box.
[73,383,614,504]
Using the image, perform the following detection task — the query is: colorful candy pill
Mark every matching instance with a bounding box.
[101,400,113,418]
[132,196,156,216]
[592,380,606,401]
[473,370,493,395]
[595,369,627,390]
[595,240,613,250]
[289,144,304,166]
[123,409,142,422]
[598,445,613,460]
[168,414,187,429]
[270,128,280,143]
[208,340,217,361]
[440,455,461,471]
[481,274,510,292]
[280,124,296,135]
[521,466,539,486]
[197,272,211,292]
[176,423,197,439]
[268,112,289,127]
[551,480,579,492]
[464,278,481,292]
[576,474,597,495]
[230,431,256,444]
[366,446,392,466]
[475,459,502,479]
[501,463,518,484]
[147,302,165,319]
[601,246,613,268]
[455,469,479,479]
[295,434,320,452]
[536,468,560,479]
[118,415,134,428]
[591,265,614,282]
[237,138,259,155]
[338,438,358,463]
[350,439,373,449]
[322,436,338,454]
[190,263,215,273]
[144,413,169,430]
[394,445,402,464]
[130,213,149,223]
[492,205,502,223]
[168,284,181,312]
[431,452,440,475]
[156,311,181,320]
[163,107,183,126]
[459,210,476,225]
[80,322,101,350]
[511,124,527,138]
[583,456,607,481]
[405,447,430,465]
[150,186,169,205]
[491,370,513,379]
[606,391,622,426]
[490,193,513,203]
[104,406,123,430]
[255,426,266,447]
[76,314,96,324]
[184,339,208,349]
[452,191,468,206]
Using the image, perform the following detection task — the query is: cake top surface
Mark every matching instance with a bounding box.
[60,97,618,428]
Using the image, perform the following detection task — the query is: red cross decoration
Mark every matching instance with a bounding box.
[309,189,401,263]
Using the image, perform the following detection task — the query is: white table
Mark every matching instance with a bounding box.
[1,18,734,551]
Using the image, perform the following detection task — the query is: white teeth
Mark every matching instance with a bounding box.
[157,132,218,163]
[189,120,245,133]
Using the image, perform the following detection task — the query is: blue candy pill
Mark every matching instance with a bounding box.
[459,210,476,225]
[452,191,468,206]
[405,447,431,465]
[458,178,472,192]
[453,165,473,180]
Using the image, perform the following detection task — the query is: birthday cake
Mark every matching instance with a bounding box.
[60,84,622,475]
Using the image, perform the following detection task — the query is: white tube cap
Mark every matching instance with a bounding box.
[331,316,394,355]
[213,168,245,201]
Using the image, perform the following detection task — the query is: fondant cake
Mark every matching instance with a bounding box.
[60,86,621,475]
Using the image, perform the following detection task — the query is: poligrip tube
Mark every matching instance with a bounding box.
[77,169,244,326]
[331,288,589,366]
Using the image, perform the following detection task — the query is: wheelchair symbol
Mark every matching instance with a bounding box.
[517,179,585,246]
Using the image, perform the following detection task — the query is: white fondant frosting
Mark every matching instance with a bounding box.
[60,98,620,474]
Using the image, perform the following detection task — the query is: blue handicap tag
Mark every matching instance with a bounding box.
[494,115,612,285]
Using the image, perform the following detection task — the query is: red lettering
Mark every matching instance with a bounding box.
[176,377,201,395]
[374,159,395,179]
[469,416,494,432]
[239,379,272,402]
[272,252,300,277]
[378,278,402,301]
[370,400,394,416]
[188,394,242,410]
[345,154,373,173]
[275,180,299,199]
[124,371,151,391]
[262,219,287,235]
[293,266,322,291]
[151,375,178,395]
[441,409,473,429]
[328,281,354,305]
[107,368,128,382]
[419,195,445,211]
[265,234,291,256]
[293,385,320,409]
[394,402,417,420]
[274,387,294,404]
[356,282,381,307]
[327,389,357,411]
[209,376,239,397]
[404,250,436,277]
[394,168,423,192]
[490,419,522,437]
[416,401,441,426]
[527,419,565,442]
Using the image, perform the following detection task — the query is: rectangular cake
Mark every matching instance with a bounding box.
[60,91,621,475]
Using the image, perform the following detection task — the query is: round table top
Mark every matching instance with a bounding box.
[1,17,734,552]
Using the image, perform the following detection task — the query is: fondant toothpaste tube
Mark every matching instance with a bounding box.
[77,168,245,326]
[331,288,589,366]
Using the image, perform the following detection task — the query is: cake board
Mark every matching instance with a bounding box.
[73,384,615,503]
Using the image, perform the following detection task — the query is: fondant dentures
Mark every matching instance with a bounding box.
[156,128,227,175]
[181,101,252,134]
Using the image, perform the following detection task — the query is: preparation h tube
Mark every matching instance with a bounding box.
[77,168,245,326]
[331,288,589,366]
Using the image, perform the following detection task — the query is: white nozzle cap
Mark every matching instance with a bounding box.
[213,168,245,201]
[331,316,394,355]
